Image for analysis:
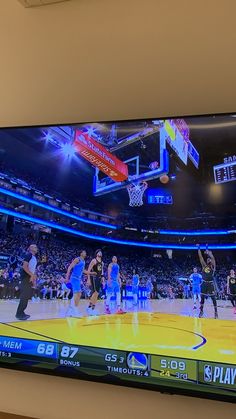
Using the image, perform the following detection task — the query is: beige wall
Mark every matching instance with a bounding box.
[0,0,236,417]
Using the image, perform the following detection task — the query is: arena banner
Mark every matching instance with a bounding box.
[74,130,128,182]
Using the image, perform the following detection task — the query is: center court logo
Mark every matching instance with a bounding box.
[203,364,236,386]
[127,353,148,371]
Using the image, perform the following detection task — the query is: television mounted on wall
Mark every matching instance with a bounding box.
[0,113,235,403]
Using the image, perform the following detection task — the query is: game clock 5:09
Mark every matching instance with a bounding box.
[151,356,197,382]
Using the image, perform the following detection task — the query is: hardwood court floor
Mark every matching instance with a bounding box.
[0,299,235,364]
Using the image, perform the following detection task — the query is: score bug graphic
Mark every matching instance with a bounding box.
[127,352,149,371]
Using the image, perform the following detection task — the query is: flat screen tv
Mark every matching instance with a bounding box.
[0,113,236,403]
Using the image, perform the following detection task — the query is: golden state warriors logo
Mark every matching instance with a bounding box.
[231,278,236,284]
[127,353,148,370]
[204,266,211,273]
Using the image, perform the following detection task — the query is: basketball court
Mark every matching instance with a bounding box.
[0,299,235,365]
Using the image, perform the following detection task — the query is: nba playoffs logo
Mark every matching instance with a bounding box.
[127,352,148,371]
[202,363,236,386]
[204,365,213,382]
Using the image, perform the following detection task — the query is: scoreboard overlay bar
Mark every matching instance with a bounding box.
[0,335,235,394]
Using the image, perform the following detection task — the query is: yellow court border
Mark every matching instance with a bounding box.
[0,312,235,364]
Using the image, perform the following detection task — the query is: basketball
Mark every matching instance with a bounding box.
[160,174,169,184]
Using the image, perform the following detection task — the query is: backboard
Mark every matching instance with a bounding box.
[93,123,169,196]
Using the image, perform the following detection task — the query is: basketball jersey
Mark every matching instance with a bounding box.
[190,273,202,287]
[132,274,139,287]
[93,258,103,278]
[71,258,85,280]
[228,276,236,294]
[202,265,214,282]
[110,263,119,282]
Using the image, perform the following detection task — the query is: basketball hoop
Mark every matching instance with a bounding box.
[127,180,148,207]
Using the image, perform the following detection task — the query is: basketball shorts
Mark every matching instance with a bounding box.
[107,282,120,294]
[201,281,215,296]
[70,277,82,293]
[193,286,201,294]
[91,276,102,293]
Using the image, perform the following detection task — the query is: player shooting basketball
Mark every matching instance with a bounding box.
[197,245,218,319]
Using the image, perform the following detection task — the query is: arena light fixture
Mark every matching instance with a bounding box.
[0,206,235,250]
[61,142,76,158]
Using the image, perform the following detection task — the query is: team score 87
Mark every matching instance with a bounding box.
[60,346,79,359]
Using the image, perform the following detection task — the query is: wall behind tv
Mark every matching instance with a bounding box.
[0,0,236,418]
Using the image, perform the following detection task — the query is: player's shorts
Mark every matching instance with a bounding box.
[107,282,120,294]
[201,281,215,296]
[193,286,201,294]
[91,276,102,293]
[70,277,82,293]
[132,286,139,295]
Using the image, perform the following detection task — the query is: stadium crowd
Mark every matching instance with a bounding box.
[0,229,234,302]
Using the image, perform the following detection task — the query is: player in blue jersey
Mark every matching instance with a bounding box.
[132,269,140,306]
[189,267,202,309]
[65,250,95,317]
[105,256,125,314]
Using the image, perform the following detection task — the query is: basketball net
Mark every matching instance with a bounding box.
[127,181,148,207]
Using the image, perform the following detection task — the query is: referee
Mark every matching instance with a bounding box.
[16,244,38,321]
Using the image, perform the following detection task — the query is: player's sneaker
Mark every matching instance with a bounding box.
[214,311,218,319]
[86,307,92,316]
[199,310,203,318]
[87,307,99,316]
[116,308,125,314]
[73,309,83,318]
[15,314,30,320]
[105,306,111,314]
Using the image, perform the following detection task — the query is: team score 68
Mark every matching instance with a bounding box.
[37,343,55,356]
